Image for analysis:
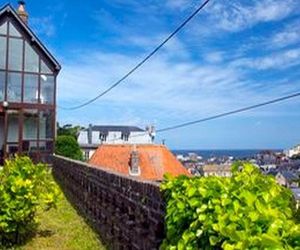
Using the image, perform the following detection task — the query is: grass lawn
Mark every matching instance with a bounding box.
[19,185,106,250]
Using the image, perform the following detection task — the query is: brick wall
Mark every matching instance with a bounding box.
[51,155,165,250]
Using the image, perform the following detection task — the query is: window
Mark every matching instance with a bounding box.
[8,38,23,71]
[7,113,19,143]
[9,23,21,37]
[24,74,38,103]
[0,71,5,101]
[23,111,38,140]
[39,110,54,139]
[0,37,6,69]
[99,133,107,142]
[25,42,39,72]
[41,60,52,74]
[7,73,22,102]
[121,133,129,141]
[0,21,7,35]
[40,75,54,104]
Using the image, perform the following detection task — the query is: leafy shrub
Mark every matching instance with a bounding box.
[0,156,59,246]
[55,135,83,161]
[161,162,300,250]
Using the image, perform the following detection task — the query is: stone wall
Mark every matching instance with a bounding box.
[51,155,165,250]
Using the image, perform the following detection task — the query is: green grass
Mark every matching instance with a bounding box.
[19,186,106,250]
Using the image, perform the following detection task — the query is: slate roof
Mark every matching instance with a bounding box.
[0,4,61,71]
[89,144,190,181]
[87,125,144,134]
[291,188,300,201]
[280,171,299,181]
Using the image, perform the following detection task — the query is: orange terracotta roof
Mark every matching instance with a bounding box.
[89,144,190,181]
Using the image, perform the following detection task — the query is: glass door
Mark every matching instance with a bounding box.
[6,110,21,159]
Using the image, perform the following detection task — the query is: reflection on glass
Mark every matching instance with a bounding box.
[7,73,21,102]
[24,74,38,103]
[23,110,38,140]
[8,38,23,71]
[41,60,52,74]
[39,110,53,139]
[0,21,7,35]
[9,23,21,37]
[7,114,19,143]
[25,41,39,72]
[0,71,4,101]
[0,36,6,69]
[40,75,54,104]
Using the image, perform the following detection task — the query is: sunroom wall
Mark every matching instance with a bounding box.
[0,19,56,105]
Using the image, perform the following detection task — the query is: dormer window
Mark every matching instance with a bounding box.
[121,133,129,141]
[99,132,107,142]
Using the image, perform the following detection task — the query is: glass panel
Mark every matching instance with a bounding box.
[0,71,5,101]
[41,60,52,74]
[7,73,22,102]
[8,38,23,71]
[0,21,7,35]
[25,42,39,72]
[24,74,38,103]
[7,113,19,143]
[23,110,38,140]
[0,37,6,69]
[39,110,54,139]
[39,141,53,152]
[9,23,22,37]
[40,75,54,104]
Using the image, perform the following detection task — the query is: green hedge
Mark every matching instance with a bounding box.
[161,162,300,250]
[0,156,60,246]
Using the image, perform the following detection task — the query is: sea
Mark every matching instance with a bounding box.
[172,149,282,160]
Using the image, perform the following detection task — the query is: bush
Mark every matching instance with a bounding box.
[0,156,59,246]
[161,162,300,250]
[55,135,83,161]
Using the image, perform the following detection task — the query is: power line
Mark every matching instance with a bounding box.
[60,0,212,110]
[156,91,300,133]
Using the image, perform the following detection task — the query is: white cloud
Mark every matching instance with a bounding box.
[269,20,300,48]
[57,43,299,128]
[205,0,298,32]
[231,48,300,70]
[30,16,56,37]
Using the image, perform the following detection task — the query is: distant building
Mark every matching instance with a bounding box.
[88,144,189,181]
[276,171,299,188]
[285,144,300,158]
[78,125,154,160]
[291,188,300,209]
[202,164,232,177]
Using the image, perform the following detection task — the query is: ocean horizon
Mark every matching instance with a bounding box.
[172,149,283,160]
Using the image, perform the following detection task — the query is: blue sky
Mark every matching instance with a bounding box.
[9,0,300,149]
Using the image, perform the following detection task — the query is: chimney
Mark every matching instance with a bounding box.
[17,1,29,24]
[129,145,140,176]
[88,124,93,145]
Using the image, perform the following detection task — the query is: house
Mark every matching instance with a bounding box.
[202,164,232,177]
[78,124,154,160]
[276,171,299,188]
[0,2,60,164]
[285,144,300,158]
[88,144,189,181]
[291,188,300,209]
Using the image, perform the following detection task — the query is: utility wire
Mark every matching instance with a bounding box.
[156,91,300,133]
[59,0,212,110]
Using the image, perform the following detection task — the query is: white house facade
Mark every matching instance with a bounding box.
[78,125,154,160]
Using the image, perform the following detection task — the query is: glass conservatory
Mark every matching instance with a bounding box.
[0,5,60,164]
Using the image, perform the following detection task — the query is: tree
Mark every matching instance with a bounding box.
[161,162,300,249]
[55,135,83,161]
[57,123,84,139]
